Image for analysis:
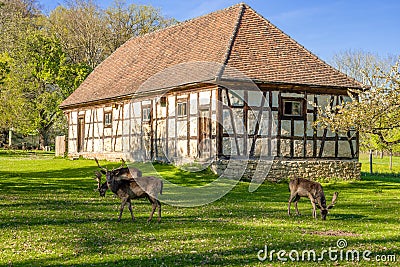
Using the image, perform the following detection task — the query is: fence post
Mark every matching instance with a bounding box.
[55,136,66,157]
[369,149,373,174]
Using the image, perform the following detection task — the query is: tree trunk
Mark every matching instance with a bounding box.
[38,129,50,150]
[369,149,373,174]
[380,150,384,159]
[389,151,393,171]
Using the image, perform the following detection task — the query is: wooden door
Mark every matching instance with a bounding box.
[77,117,85,152]
[198,109,211,158]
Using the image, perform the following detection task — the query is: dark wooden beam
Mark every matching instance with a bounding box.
[216,86,223,157]
[249,91,267,157]
[225,88,241,156]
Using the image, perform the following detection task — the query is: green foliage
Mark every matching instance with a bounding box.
[1,0,174,147]
[104,0,177,52]
[0,52,11,84]
[48,0,177,69]
[0,24,91,144]
[321,53,400,153]
[0,153,399,266]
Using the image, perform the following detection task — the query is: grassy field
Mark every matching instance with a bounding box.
[0,150,399,266]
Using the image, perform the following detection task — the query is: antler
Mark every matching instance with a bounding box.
[327,192,339,209]
[118,158,126,169]
[94,158,108,173]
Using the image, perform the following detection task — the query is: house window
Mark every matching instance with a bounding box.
[104,112,112,127]
[160,96,167,107]
[177,102,187,117]
[283,99,303,116]
[142,107,151,122]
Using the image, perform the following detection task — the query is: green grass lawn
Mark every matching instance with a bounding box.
[0,151,399,266]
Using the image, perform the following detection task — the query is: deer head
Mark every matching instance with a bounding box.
[94,157,115,183]
[94,171,102,189]
[94,168,108,197]
[320,192,339,220]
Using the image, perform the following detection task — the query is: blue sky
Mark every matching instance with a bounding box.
[38,0,399,62]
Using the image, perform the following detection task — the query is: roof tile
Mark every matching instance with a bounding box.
[61,3,363,108]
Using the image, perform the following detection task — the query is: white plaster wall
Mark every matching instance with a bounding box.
[177,120,187,138]
[338,141,352,158]
[199,91,211,105]
[281,120,291,136]
[248,91,263,107]
[271,91,279,107]
[211,90,216,111]
[190,93,197,114]
[322,141,335,157]
[177,140,187,157]
[293,121,304,137]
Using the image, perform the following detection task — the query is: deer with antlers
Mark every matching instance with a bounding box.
[288,177,338,220]
[94,158,163,222]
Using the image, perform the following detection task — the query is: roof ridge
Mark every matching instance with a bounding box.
[243,5,364,88]
[217,3,246,79]
[76,3,246,92]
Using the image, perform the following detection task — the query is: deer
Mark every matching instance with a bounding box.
[288,177,338,220]
[94,158,163,222]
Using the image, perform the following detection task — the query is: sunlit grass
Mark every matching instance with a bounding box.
[0,151,398,266]
[359,153,400,174]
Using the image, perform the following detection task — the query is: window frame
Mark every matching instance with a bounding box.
[177,101,187,117]
[104,111,113,128]
[142,106,151,122]
[281,98,304,118]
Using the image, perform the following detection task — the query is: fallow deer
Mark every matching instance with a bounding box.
[288,177,338,220]
[94,158,163,222]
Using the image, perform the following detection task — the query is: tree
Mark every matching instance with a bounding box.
[104,0,177,52]
[20,31,90,148]
[331,50,397,87]
[1,0,174,148]
[48,0,107,69]
[319,51,400,171]
[48,0,176,69]
[1,22,91,148]
[0,0,40,54]
[0,0,41,146]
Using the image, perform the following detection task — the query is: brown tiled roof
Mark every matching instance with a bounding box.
[60,3,363,108]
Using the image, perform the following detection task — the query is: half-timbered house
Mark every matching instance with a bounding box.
[60,3,363,181]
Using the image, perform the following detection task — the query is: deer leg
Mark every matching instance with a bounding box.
[294,195,301,215]
[127,199,135,222]
[288,193,297,216]
[157,200,162,223]
[147,197,157,222]
[118,197,128,222]
[308,194,317,219]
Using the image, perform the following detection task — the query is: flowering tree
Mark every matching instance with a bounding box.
[318,52,400,171]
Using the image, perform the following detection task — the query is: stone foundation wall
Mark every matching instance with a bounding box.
[212,159,361,182]
[73,151,361,182]
[68,152,131,162]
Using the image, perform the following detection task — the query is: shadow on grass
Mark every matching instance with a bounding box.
[361,172,400,183]
[13,234,400,267]
[10,246,264,267]
[0,149,55,158]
